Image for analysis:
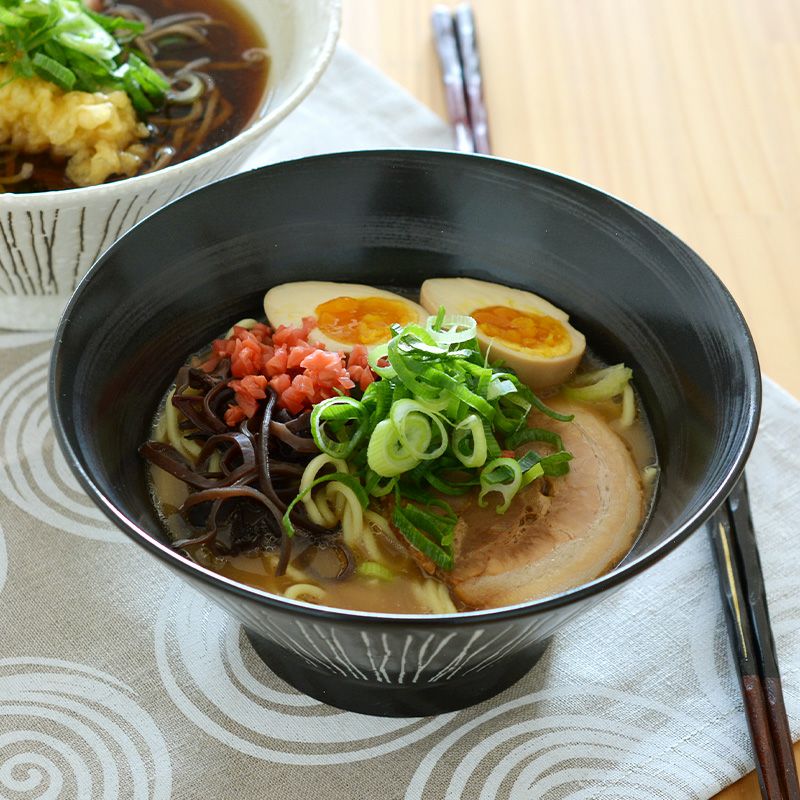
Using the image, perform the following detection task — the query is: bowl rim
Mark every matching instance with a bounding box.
[2,0,342,203]
[49,148,763,625]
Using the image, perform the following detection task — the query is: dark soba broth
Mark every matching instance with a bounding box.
[3,0,268,193]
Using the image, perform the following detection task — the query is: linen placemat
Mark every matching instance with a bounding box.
[0,45,798,800]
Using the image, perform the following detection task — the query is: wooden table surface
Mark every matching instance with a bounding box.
[342,0,800,400]
[341,2,800,798]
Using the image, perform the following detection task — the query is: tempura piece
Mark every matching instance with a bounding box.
[0,66,150,187]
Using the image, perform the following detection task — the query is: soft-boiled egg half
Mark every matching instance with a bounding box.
[420,278,586,389]
[264,282,428,353]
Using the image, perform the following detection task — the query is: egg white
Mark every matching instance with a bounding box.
[263,281,428,353]
[419,277,586,389]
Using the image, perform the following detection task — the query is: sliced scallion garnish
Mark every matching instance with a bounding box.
[0,0,169,114]
[452,414,487,468]
[356,561,395,581]
[563,363,633,403]
[310,396,369,459]
[290,308,585,569]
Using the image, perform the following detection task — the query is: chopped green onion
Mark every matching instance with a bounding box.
[493,392,532,434]
[401,504,455,547]
[0,0,171,113]
[361,379,392,433]
[356,561,395,581]
[31,51,75,89]
[452,414,487,468]
[521,461,545,487]
[367,418,420,477]
[482,418,502,459]
[428,369,495,418]
[85,10,145,35]
[392,502,454,570]
[425,313,477,345]
[564,363,632,402]
[365,469,397,497]
[310,396,368,459]
[390,399,448,461]
[0,7,27,27]
[517,449,573,477]
[479,457,523,513]
[506,427,564,451]
[486,374,517,400]
[424,470,478,496]
[538,451,572,477]
[282,307,584,570]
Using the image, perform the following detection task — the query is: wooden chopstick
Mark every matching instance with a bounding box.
[727,478,800,799]
[453,4,491,154]
[431,5,475,153]
[710,477,800,799]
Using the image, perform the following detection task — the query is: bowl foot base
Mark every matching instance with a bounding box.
[244,627,550,717]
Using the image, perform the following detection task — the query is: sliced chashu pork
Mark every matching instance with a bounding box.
[446,397,643,608]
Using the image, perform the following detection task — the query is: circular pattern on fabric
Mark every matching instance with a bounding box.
[0,521,6,597]
[0,332,52,350]
[0,658,171,800]
[0,350,121,542]
[155,580,454,765]
[689,546,747,717]
[405,686,750,800]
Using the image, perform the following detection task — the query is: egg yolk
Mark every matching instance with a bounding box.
[315,296,415,345]
[472,305,571,357]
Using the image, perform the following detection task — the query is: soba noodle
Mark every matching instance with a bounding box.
[0,0,268,192]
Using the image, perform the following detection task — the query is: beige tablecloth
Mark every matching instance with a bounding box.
[0,45,798,800]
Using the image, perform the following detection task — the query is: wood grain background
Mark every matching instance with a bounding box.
[341,2,800,798]
[342,0,800,401]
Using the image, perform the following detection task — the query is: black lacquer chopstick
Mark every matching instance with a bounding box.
[710,477,800,799]
[727,478,800,799]
[431,5,475,153]
[453,4,491,154]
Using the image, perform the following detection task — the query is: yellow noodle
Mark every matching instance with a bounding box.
[284,583,326,603]
[300,454,348,527]
[262,553,308,584]
[364,510,401,546]
[413,579,457,614]
[350,510,386,563]
[325,482,363,549]
[619,384,635,428]
[164,388,202,460]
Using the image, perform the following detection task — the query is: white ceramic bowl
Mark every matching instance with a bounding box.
[0,0,341,330]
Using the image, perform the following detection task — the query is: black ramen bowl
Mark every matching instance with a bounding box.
[49,150,760,717]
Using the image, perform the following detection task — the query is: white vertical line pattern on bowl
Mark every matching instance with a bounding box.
[185,573,575,687]
[153,580,455,765]
[0,0,342,330]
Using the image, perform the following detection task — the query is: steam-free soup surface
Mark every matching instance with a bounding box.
[142,279,659,615]
[149,364,657,614]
